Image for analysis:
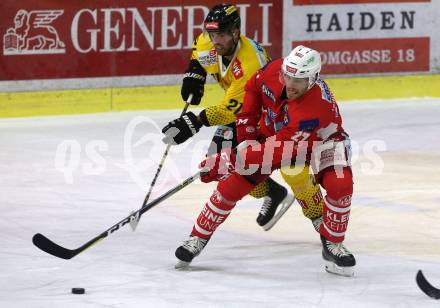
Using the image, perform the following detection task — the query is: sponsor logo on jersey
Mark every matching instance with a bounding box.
[283,104,290,126]
[232,59,244,79]
[251,39,264,53]
[198,49,217,66]
[267,108,276,119]
[261,83,276,102]
[299,118,319,132]
[317,79,334,103]
[263,106,289,132]
[3,9,66,55]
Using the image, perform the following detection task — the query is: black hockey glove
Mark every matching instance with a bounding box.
[181,59,206,105]
[162,111,203,145]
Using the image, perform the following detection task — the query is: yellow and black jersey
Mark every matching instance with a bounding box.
[191,32,270,126]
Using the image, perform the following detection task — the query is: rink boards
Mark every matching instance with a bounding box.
[1,74,440,118]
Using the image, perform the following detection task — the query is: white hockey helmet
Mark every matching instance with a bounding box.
[281,45,321,89]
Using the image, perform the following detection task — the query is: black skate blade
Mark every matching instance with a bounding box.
[416,270,440,299]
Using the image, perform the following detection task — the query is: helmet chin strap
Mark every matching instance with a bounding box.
[228,29,240,55]
[279,71,286,85]
[307,73,319,90]
[232,30,240,45]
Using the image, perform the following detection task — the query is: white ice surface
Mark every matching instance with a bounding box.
[0,99,439,308]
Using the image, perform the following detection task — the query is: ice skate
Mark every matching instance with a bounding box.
[321,235,356,277]
[257,179,294,231]
[175,236,209,269]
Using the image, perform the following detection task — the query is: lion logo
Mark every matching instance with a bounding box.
[3,9,65,55]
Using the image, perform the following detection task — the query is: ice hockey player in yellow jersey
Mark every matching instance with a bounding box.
[162,4,324,231]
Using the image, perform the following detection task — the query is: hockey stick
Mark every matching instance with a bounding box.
[416,270,440,299]
[129,93,193,231]
[32,171,201,260]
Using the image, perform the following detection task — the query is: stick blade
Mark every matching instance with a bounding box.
[416,270,440,300]
[32,233,76,260]
[128,211,140,231]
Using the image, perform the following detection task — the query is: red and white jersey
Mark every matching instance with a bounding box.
[239,58,348,170]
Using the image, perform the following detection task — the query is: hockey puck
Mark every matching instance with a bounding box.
[71,288,85,294]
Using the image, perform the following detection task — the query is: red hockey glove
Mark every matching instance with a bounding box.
[235,112,259,144]
[199,150,236,183]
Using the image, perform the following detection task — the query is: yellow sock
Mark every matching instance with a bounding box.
[249,180,269,199]
[280,165,323,220]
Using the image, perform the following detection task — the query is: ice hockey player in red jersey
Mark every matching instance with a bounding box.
[175,45,356,277]
[161,4,296,231]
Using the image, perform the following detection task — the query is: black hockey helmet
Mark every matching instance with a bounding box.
[204,4,240,33]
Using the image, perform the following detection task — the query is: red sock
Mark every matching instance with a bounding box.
[191,190,236,239]
[191,173,255,239]
[320,168,353,243]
